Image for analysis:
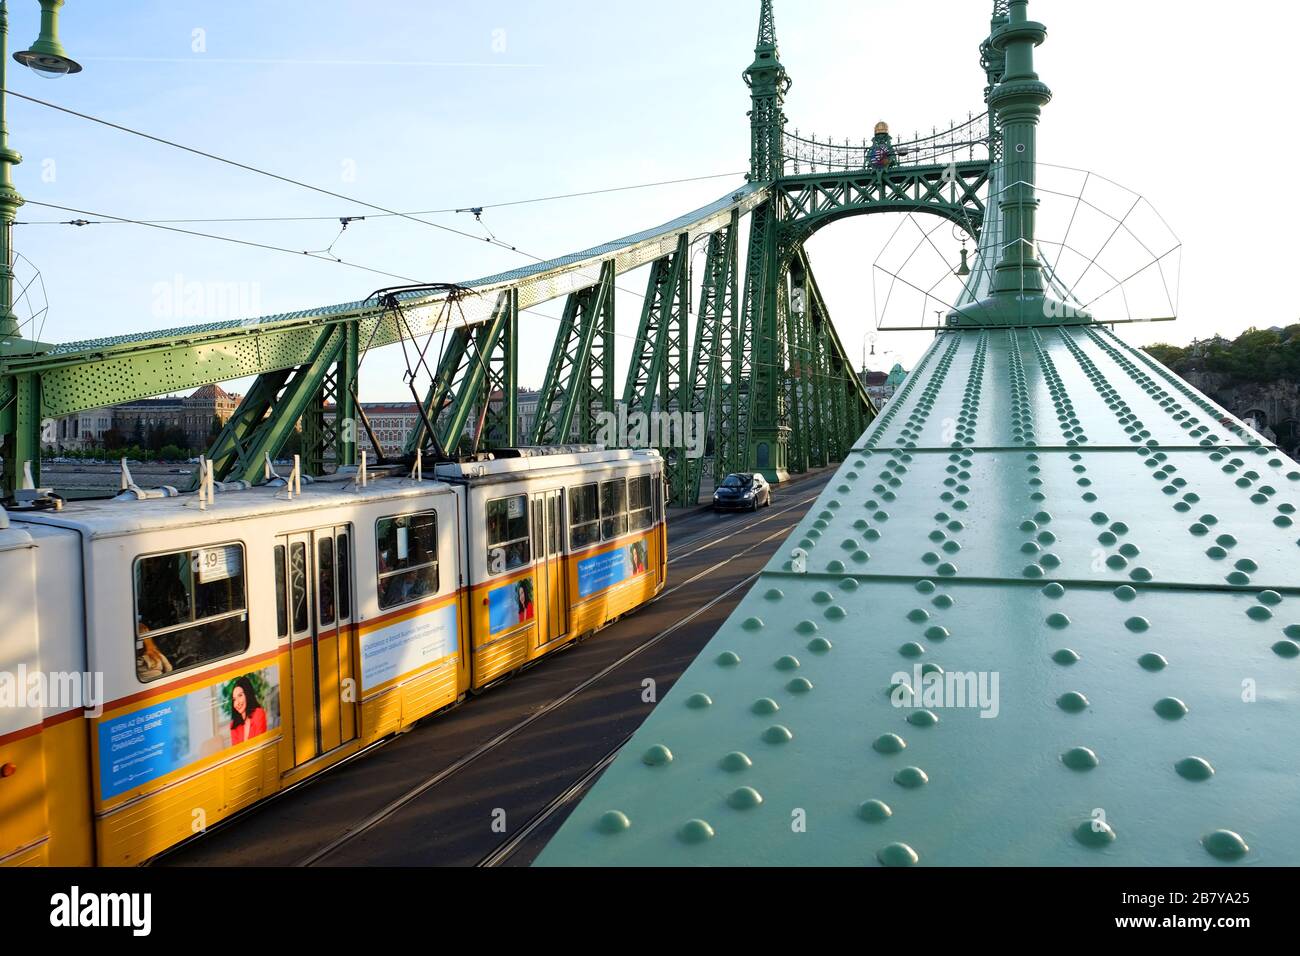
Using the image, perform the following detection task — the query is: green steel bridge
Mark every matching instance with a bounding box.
[2,0,1294,868]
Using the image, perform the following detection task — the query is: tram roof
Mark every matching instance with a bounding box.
[10,447,661,540]
[10,474,457,540]
[537,323,1300,867]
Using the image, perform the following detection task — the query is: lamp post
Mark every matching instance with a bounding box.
[0,0,80,350]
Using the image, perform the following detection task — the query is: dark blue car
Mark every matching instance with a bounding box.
[712,473,771,512]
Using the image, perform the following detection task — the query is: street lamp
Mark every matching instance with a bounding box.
[1,0,80,349]
[13,0,79,76]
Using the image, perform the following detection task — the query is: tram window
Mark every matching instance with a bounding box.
[318,537,336,627]
[290,542,309,632]
[133,543,249,683]
[628,475,654,532]
[548,496,561,555]
[601,478,629,540]
[532,500,544,558]
[273,545,288,638]
[377,512,439,611]
[486,495,531,575]
[569,483,600,550]
[337,533,351,620]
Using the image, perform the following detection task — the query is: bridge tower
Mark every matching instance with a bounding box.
[736,0,793,482]
[950,0,1089,328]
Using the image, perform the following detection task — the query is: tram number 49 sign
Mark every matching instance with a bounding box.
[193,545,242,583]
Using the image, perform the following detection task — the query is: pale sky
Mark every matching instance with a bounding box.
[9,0,1296,401]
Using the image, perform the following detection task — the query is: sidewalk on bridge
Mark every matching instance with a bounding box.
[668,464,839,520]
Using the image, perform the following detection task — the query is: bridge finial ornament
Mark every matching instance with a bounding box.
[746,0,790,182]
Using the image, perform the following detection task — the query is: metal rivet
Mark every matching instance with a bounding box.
[873,733,907,755]
[1075,819,1117,847]
[1058,691,1089,713]
[642,745,673,767]
[1175,756,1215,781]
[858,799,893,823]
[597,811,631,834]
[893,766,929,788]
[762,725,794,744]
[877,842,920,867]
[719,751,752,772]
[727,787,764,810]
[679,819,715,844]
[1154,697,1189,720]
[1062,746,1100,770]
[1202,829,1249,860]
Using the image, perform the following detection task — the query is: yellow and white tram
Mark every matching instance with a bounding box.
[0,447,666,866]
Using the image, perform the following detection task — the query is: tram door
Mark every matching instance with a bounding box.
[277,526,358,768]
[531,490,568,646]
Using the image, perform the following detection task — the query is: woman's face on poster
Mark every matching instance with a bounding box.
[233,684,247,718]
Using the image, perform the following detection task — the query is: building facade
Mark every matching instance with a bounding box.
[48,384,242,452]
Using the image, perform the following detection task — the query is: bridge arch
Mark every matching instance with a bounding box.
[776,160,991,257]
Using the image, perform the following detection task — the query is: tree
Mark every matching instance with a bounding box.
[1145,343,1188,371]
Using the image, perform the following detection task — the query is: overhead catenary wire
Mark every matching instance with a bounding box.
[24,199,427,285]
[9,90,724,303]
[2,88,528,257]
[13,171,747,228]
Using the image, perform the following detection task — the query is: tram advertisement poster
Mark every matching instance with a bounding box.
[489,578,535,635]
[577,541,648,598]
[97,665,281,800]
[360,602,458,691]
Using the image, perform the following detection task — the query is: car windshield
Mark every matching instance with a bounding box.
[720,475,750,489]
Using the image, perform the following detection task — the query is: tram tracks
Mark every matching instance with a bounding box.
[298,528,789,865]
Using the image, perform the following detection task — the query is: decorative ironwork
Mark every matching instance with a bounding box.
[784,113,992,175]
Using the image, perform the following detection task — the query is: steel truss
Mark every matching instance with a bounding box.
[406,290,518,459]
[532,261,615,446]
[684,211,739,503]
[623,234,690,504]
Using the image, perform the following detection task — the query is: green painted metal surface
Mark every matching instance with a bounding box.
[532,261,615,446]
[537,324,1300,866]
[623,234,690,504]
[684,214,738,502]
[777,162,989,250]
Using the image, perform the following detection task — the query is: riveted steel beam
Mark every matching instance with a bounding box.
[478,289,519,450]
[684,213,739,504]
[623,234,691,503]
[204,324,344,485]
[418,290,516,457]
[533,261,615,446]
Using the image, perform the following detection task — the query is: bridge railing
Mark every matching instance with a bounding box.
[783,112,993,175]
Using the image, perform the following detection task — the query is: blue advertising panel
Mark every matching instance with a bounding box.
[98,664,280,801]
[579,546,645,598]
[489,578,535,635]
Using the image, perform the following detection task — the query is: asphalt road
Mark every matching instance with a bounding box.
[160,469,833,867]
